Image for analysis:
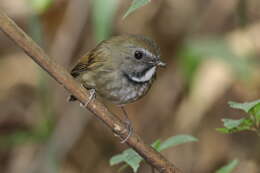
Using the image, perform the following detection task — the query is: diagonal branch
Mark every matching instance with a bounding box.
[0,11,182,173]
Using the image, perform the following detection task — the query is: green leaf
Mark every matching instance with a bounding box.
[222,118,244,129]
[151,139,162,150]
[216,159,239,173]
[110,154,126,165]
[228,100,260,113]
[92,0,119,42]
[216,128,230,134]
[158,135,198,152]
[218,100,260,135]
[123,0,151,18]
[217,118,253,134]
[110,149,142,172]
[249,103,260,120]
[109,135,197,172]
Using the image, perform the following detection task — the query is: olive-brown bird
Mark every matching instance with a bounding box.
[69,35,165,142]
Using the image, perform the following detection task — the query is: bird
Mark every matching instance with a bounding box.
[69,35,166,142]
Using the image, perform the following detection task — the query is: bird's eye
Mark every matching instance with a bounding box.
[134,51,143,60]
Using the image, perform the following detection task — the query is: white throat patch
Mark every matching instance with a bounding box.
[130,66,156,83]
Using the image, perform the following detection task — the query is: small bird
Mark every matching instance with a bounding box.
[69,35,166,142]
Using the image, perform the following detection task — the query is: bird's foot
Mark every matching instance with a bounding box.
[80,89,96,107]
[118,106,133,143]
[120,119,133,143]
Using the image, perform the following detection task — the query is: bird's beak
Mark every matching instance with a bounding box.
[156,60,166,67]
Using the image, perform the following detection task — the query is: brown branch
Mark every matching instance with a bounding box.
[0,11,182,173]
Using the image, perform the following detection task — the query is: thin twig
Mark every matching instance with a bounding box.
[0,11,182,173]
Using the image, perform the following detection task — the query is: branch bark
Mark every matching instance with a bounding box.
[0,11,182,173]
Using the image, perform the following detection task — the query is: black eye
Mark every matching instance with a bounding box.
[134,51,143,60]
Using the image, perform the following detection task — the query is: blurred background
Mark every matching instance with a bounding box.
[0,0,260,173]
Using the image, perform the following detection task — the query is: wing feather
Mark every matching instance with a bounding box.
[70,42,106,78]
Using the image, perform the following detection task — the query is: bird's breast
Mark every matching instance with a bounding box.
[95,71,152,105]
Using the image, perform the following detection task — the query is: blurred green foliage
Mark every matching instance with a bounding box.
[110,135,198,172]
[0,1,55,148]
[92,0,119,43]
[0,121,54,148]
[30,0,53,14]
[28,15,44,47]
[179,38,251,85]
[236,0,248,27]
[29,1,55,145]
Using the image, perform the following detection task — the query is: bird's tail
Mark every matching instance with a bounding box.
[67,95,78,102]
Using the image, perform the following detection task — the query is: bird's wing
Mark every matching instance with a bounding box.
[70,45,106,78]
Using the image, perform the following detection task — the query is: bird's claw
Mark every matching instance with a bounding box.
[120,119,133,143]
[80,89,96,107]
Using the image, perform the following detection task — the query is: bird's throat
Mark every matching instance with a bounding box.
[126,66,156,83]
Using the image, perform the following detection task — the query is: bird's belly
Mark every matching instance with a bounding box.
[97,80,151,105]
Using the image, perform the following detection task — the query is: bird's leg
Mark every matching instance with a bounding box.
[80,88,96,107]
[119,106,133,143]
